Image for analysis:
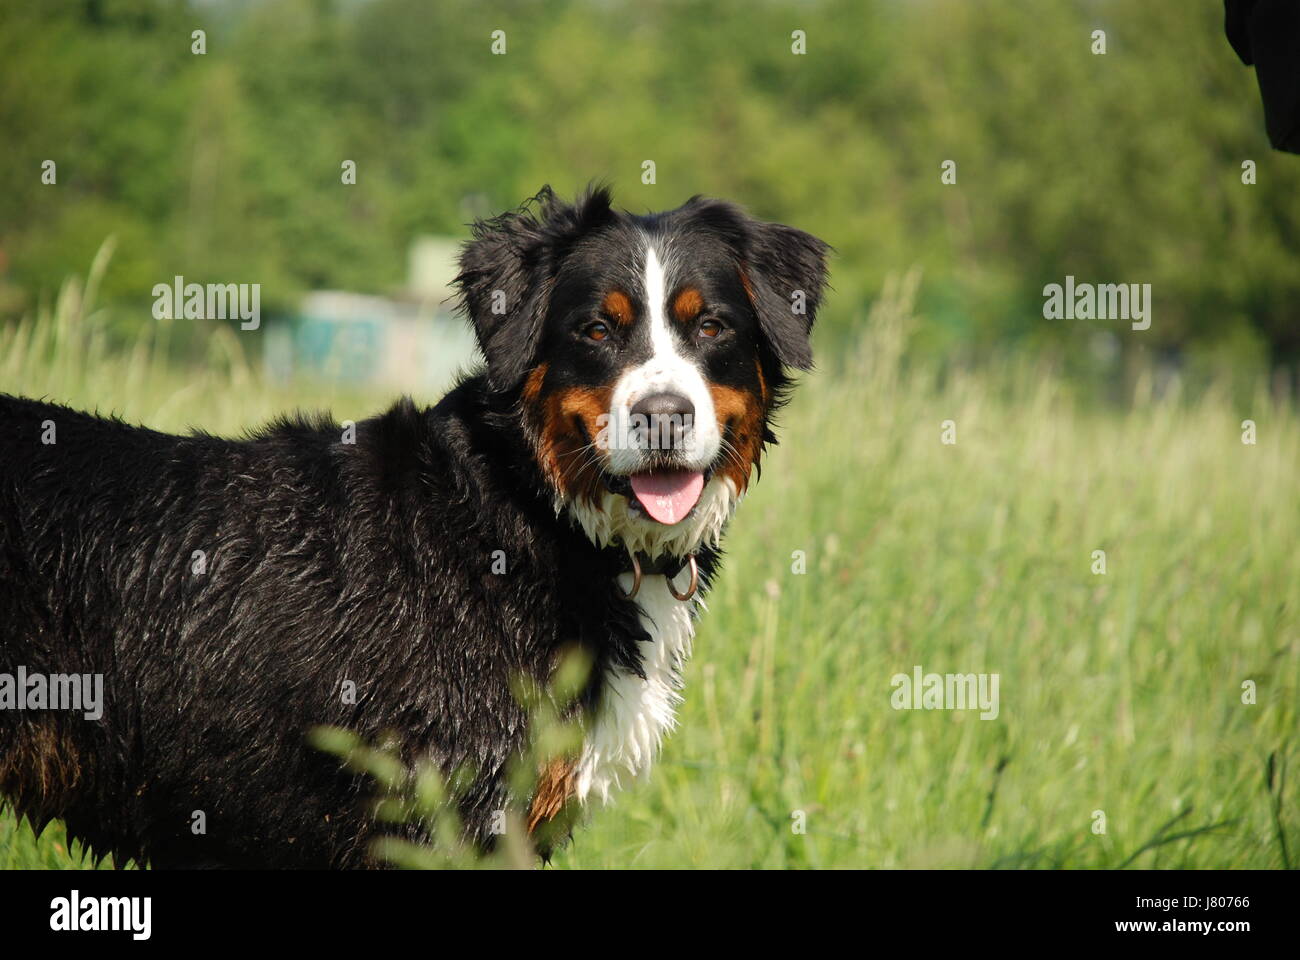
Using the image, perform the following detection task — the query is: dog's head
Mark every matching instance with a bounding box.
[455,186,829,556]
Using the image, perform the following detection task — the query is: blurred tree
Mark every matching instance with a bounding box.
[0,0,1295,374]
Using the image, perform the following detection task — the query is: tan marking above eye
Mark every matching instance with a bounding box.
[672,287,705,324]
[601,290,634,327]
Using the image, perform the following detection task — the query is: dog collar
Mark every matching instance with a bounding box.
[618,550,699,602]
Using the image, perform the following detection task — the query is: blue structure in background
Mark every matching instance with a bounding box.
[263,237,479,392]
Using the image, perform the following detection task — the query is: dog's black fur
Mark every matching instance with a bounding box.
[0,187,828,868]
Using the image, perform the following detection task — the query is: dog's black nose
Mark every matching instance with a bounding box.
[630,392,695,451]
[632,392,694,421]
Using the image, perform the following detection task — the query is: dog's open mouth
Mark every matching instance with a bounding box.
[629,469,704,525]
[606,468,706,525]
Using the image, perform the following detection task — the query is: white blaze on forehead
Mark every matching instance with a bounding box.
[604,244,722,475]
[644,246,672,358]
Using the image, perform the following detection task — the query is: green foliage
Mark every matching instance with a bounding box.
[2,0,1297,368]
[0,815,124,869]
[308,648,590,869]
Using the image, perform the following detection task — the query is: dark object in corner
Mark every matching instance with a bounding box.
[1225,0,1300,153]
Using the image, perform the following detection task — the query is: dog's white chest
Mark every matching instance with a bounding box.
[572,574,696,804]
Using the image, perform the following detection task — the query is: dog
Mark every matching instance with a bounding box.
[0,186,829,867]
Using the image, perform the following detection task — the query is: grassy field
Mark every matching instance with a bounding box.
[2,259,1296,869]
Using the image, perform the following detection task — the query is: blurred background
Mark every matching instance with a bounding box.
[1,0,1297,400]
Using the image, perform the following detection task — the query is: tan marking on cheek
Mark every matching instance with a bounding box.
[535,384,613,502]
[601,290,634,327]
[709,383,766,493]
[672,287,704,325]
[557,386,611,449]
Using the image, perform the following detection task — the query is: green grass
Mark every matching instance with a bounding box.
[2,259,1296,869]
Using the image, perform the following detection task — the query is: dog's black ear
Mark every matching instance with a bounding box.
[455,186,615,391]
[684,197,830,371]
[739,219,831,371]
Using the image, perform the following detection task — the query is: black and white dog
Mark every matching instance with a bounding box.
[0,187,829,868]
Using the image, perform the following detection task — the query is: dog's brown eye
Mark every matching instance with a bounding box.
[585,321,610,342]
[699,319,724,338]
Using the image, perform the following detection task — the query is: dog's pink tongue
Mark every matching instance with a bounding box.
[629,470,705,525]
